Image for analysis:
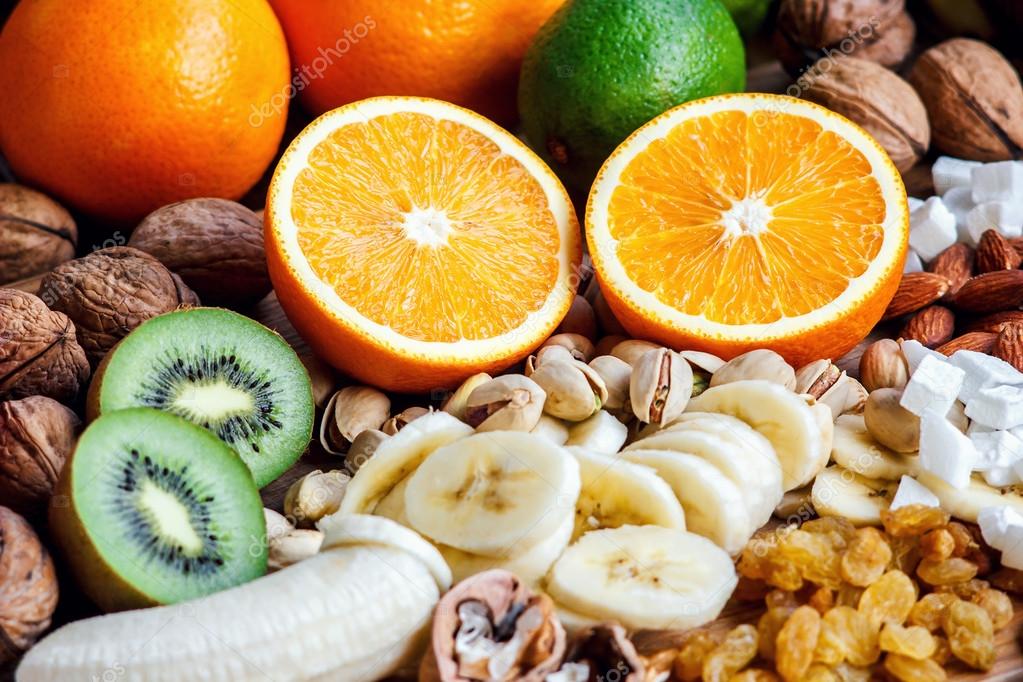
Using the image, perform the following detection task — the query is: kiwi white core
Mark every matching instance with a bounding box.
[172,380,255,421]
[139,480,204,555]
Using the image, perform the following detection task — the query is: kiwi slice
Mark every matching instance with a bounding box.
[89,307,314,487]
[50,408,267,611]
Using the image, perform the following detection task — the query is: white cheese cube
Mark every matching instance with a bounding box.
[966,384,1023,429]
[900,354,965,417]
[966,201,1023,243]
[903,250,923,273]
[942,186,977,245]
[901,339,948,374]
[970,429,1023,471]
[972,161,1023,203]
[908,197,925,212]
[933,156,981,195]
[890,475,940,510]
[978,506,1023,570]
[919,409,978,489]
[950,349,1023,403]
[909,197,958,262]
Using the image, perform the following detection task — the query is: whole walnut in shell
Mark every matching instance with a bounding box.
[0,396,79,518]
[39,247,200,366]
[908,38,1023,162]
[0,506,59,664]
[774,0,914,76]
[0,184,77,286]
[129,198,271,308]
[0,289,90,403]
[800,57,930,172]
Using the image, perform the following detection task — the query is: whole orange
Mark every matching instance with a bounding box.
[269,0,565,126]
[0,0,290,224]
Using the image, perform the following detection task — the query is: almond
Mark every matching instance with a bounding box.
[975,229,1022,273]
[964,310,1023,334]
[936,331,999,356]
[993,322,1023,372]
[1009,236,1023,258]
[927,243,974,293]
[882,272,951,320]
[900,305,955,348]
[949,270,1023,313]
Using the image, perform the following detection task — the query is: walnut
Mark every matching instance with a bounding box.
[39,246,200,366]
[774,0,914,76]
[800,57,930,173]
[908,38,1023,162]
[0,289,90,403]
[0,185,77,286]
[0,506,59,664]
[129,198,271,308]
[0,396,79,518]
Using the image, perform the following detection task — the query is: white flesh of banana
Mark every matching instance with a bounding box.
[564,410,628,454]
[917,471,1023,523]
[811,465,895,526]
[831,414,918,480]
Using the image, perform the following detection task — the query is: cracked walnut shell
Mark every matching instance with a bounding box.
[0,184,77,286]
[0,289,90,403]
[0,506,59,664]
[39,246,200,366]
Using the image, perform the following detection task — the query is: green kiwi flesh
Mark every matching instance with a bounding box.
[49,408,267,612]
[89,307,314,488]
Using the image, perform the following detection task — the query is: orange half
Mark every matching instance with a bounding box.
[587,94,909,366]
[266,97,581,391]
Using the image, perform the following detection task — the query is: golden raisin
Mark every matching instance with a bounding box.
[675,630,723,682]
[803,516,856,546]
[916,557,978,586]
[817,606,880,667]
[908,593,957,631]
[765,590,799,610]
[702,624,757,682]
[779,529,842,589]
[809,587,834,615]
[888,534,923,575]
[858,570,917,629]
[920,529,955,562]
[879,623,936,660]
[727,670,780,682]
[934,578,988,600]
[840,527,891,587]
[834,584,864,608]
[802,664,837,682]
[883,653,947,682]
[776,606,820,682]
[829,663,871,682]
[946,522,975,557]
[972,587,1013,630]
[756,607,792,661]
[931,635,951,665]
[943,599,996,671]
[881,505,951,538]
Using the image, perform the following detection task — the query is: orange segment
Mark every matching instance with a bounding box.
[587,94,908,366]
[267,97,581,392]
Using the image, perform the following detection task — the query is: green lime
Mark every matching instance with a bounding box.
[518,0,746,196]
[720,0,773,36]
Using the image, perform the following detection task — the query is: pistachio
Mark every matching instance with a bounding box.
[630,348,693,425]
[864,388,920,453]
[711,349,796,389]
[588,355,632,411]
[859,339,909,392]
[268,529,324,571]
[531,414,570,445]
[556,295,597,340]
[526,344,577,375]
[465,375,546,431]
[283,469,351,527]
[530,359,608,422]
[381,406,430,435]
[610,339,661,366]
[540,333,595,363]
[346,429,389,474]
[441,373,492,421]
[677,350,726,374]
[842,378,869,416]
[793,359,858,420]
[263,508,293,544]
[319,386,391,454]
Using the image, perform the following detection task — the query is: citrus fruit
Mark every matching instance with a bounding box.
[0,0,290,224]
[265,97,581,392]
[518,0,746,195]
[269,0,565,126]
[586,94,909,366]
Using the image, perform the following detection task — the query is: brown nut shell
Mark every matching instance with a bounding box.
[129,198,271,308]
[0,396,79,518]
[0,184,76,285]
[0,289,90,403]
[39,246,200,366]
[909,38,1023,161]
[0,506,59,663]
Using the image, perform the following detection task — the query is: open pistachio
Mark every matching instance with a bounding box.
[864,388,920,453]
[711,349,796,389]
[526,344,576,376]
[319,386,390,454]
[465,375,546,432]
[268,529,323,571]
[442,373,492,422]
[284,469,351,527]
[610,339,660,366]
[677,350,725,398]
[843,378,869,416]
[540,333,595,363]
[794,359,855,419]
[346,429,389,474]
[588,355,632,411]
[630,348,692,425]
[530,359,608,422]
[381,406,430,435]
[264,508,293,544]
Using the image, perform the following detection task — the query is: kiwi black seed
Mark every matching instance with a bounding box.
[88,307,314,487]
[49,408,267,612]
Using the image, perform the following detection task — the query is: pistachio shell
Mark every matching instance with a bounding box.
[610,339,660,366]
[284,469,351,527]
[711,349,796,389]
[268,529,323,571]
[530,359,607,422]
[588,355,632,411]
[346,429,389,473]
[381,406,430,435]
[319,386,390,454]
[465,375,546,431]
[629,348,692,425]
[541,333,595,363]
[441,373,492,422]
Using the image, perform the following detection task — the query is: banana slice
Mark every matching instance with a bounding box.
[338,412,473,515]
[373,475,412,526]
[438,513,573,585]
[318,513,452,591]
[546,525,737,631]
[532,414,570,445]
[917,472,1023,523]
[832,414,918,480]
[404,431,580,558]
[554,604,602,635]
[564,410,628,454]
[568,446,686,541]
[621,448,751,554]
[18,516,443,681]
[688,380,831,491]
[811,465,895,525]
